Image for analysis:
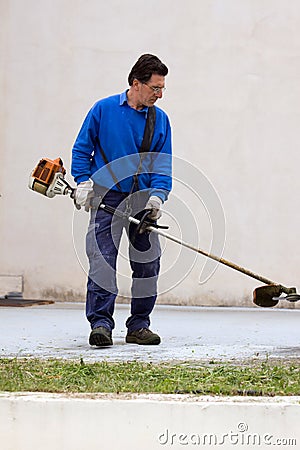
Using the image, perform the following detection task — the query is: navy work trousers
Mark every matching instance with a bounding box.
[86,189,161,332]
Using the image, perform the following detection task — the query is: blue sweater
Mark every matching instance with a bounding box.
[71,91,172,202]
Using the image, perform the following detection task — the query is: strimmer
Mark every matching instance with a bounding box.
[29,157,300,308]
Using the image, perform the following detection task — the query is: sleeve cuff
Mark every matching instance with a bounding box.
[75,175,90,184]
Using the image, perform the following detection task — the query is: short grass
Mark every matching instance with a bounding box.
[0,358,299,396]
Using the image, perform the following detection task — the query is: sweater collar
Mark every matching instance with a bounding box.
[120,90,149,116]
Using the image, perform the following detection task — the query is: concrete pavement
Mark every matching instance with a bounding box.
[0,303,299,362]
[1,303,300,450]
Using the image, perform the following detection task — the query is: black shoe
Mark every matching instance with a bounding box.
[89,326,113,347]
[126,328,161,345]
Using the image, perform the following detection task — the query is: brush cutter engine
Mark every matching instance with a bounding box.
[29,158,74,198]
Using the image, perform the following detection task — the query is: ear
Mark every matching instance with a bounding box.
[132,79,140,90]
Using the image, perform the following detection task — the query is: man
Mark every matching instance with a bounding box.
[71,54,172,347]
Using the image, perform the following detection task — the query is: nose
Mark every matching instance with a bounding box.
[155,90,163,99]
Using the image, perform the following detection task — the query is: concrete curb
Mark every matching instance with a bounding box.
[0,393,299,449]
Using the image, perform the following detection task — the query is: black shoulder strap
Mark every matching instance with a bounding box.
[131,106,156,192]
[140,106,156,154]
[98,143,122,191]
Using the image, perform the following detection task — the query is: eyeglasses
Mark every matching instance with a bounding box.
[143,83,166,94]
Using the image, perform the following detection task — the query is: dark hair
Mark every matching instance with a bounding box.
[128,54,168,85]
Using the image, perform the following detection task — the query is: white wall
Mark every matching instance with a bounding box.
[1,0,300,307]
[1,393,299,450]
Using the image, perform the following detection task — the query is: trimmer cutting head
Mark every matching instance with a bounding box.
[253,284,300,308]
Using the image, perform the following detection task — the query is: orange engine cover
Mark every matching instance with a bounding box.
[31,158,66,186]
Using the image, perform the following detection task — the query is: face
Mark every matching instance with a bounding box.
[133,74,165,108]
